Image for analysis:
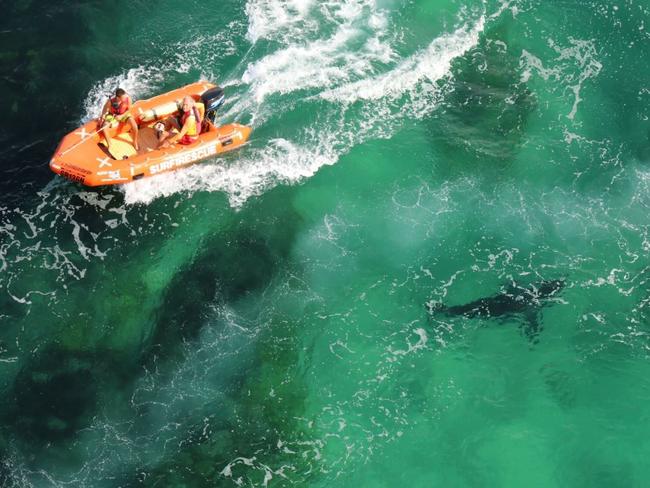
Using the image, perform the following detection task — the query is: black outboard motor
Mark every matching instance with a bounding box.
[201,86,225,125]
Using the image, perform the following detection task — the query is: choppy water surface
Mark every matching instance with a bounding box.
[1,0,650,486]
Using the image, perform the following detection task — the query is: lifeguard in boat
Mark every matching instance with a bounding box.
[49,81,251,187]
[156,96,203,148]
[99,88,139,152]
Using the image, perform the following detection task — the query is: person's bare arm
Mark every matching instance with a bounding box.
[100,100,110,119]
[98,100,112,128]
[170,115,193,143]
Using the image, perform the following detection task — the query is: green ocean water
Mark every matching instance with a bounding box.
[1,0,650,486]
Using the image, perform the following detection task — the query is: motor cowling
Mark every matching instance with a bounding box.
[201,86,225,125]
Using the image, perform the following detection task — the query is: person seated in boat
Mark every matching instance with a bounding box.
[158,96,202,148]
[99,88,139,151]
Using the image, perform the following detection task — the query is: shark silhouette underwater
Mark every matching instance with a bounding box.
[426,280,565,342]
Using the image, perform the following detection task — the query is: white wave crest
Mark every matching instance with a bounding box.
[82,66,165,123]
[242,27,395,103]
[123,138,338,206]
[322,18,485,104]
[246,0,317,42]
[242,1,393,104]
[123,12,485,207]
[321,17,486,129]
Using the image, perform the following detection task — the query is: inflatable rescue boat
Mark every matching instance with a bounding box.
[50,82,251,186]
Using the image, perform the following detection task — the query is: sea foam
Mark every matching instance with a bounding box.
[121,2,486,206]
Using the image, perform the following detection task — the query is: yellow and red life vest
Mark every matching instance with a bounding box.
[110,96,130,116]
[181,105,203,137]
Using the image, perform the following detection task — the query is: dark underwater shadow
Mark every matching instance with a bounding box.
[0,3,91,199]
[0,1,137,205]
[117,314,314,488]
[141,194,304,369]
[115,194,317,487]
[427,279,566,344]
[0,346,133,448]
[429,20,537,182]
[0,189,307,482]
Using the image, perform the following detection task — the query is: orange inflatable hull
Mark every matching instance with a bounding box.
[50,82,251,187]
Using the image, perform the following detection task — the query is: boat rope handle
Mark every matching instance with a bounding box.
[56,127,103,157]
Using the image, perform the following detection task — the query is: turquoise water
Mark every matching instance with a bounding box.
[1,0,650,486]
